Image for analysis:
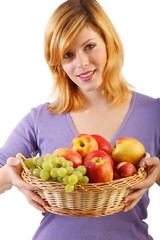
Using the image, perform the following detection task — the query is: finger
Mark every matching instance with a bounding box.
[124,195,142,212]
[29,200,47,212]
[9,168,37,191]
[144,157,160,166]
[17,180,38,191]
[27,198,47,212]
[131,178,151,190]
[124,188,146,211]
[145,152,150,158]
[7,157,21,167]
[134,170,157,189]
[7,158,36,191]
[23,190,48,212]
[124,188,146,207]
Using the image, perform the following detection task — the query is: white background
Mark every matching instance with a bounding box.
[0,1,160,239]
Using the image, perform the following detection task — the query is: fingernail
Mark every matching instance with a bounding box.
[42,201,47,207]
[124,207,128,212]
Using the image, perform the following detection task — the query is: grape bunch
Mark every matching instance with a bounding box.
[24,153,89,192]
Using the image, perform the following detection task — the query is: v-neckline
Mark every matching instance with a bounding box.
[66,91,136,145]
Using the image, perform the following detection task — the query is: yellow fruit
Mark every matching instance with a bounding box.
[112,137,145,166]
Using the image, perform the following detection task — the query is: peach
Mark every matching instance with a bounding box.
[113,162,137,179]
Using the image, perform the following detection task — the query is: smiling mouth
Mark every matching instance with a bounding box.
[76,70,96,81]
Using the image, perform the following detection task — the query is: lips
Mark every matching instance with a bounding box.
[76,70,96,82]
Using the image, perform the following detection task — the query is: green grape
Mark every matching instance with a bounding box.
[57,167,67,177]
[79,176,89,184]
[42,161,53,171]
[58,157,66,162]
[30,166,36,174]
[57,176,63,183]
[61,159,69,168]
[66,166,74,175]
[63,176,69,184]
[67,161,73,167]
[43,153,53,161]
[35,156,44,168]
[57,157,63,166]
[50,168,58,178]
[49,155,59,166]
[40,169,50,181]
[24,158,35,169]
[32,168,41,178]
[68,174,78,185]
[77,165,87,175]
[65,184,74,193]
[73,170,83,180]
[49,177,57,182]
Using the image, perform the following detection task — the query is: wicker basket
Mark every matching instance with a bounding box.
[18,153,147,217]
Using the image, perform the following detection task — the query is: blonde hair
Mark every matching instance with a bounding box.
[44,0,132,114]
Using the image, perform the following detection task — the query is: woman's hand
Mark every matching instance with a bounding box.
[124,154,160,212]
[7,157,48,212]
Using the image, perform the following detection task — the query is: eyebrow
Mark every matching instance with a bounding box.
[65,37,96,53]
[81,38,96,47]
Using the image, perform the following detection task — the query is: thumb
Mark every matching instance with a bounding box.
[145,152,150,158]
[7,157,21,167]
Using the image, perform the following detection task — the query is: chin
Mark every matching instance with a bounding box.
[81,82,103,93]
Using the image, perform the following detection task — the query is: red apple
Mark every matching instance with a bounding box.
[83,150,113,183]
[71,133,98,159]
[84,149,114,168]
[91,134,112,155]
[53,148,82,168]
[112,137,145,166]
[113,162,137,179]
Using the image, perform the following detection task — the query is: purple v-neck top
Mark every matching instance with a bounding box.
[0,91,160,240]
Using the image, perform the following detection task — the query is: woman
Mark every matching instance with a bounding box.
[0,0,160,239]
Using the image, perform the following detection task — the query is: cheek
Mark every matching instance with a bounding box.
[93,48,107,70]
[99,52,107,68]
[62,63,74,78]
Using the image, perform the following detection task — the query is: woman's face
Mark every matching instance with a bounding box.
[61,25,107,94]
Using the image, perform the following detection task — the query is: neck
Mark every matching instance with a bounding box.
[82,88,108,110]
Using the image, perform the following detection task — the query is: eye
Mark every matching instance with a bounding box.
[64,51,73,59]
[85,43,96,50]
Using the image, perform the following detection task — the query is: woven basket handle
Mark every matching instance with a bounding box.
[16,153,27,168]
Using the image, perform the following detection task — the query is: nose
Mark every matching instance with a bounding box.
[75,51,89,68]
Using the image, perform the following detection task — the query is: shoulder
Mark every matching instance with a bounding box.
[131,92,160,130]
[29,102,50,116]
[27,102,55,120]
[15,103,57,130]
[27,102,68,126]
[129,91,160,126]
[134,91,160,111]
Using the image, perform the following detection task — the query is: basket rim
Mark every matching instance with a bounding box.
[17,153,147,191]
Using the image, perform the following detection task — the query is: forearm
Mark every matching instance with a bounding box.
[0,165,12,194]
